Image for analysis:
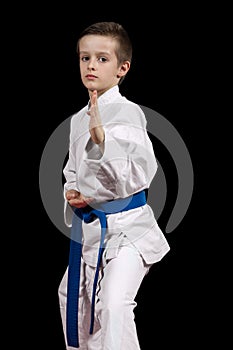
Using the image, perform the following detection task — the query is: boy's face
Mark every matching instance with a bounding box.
[78,35,129,96]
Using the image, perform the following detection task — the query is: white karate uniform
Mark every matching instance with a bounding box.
[58,85,170,349]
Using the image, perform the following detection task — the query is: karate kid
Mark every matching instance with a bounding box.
[58,21,170,350]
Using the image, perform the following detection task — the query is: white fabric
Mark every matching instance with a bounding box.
[58,244,151,350]
[59,85,170,348]
[63,85,170,267]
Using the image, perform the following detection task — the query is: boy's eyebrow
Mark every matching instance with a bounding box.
[79,51,112,56]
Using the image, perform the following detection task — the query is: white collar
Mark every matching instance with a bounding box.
[88,85,121,108]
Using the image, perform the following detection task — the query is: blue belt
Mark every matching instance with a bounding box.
[66,190,146,348]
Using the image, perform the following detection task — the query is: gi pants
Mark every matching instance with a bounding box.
[58,244,151,350]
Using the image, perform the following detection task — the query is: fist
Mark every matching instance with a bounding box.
[66,190,93,208]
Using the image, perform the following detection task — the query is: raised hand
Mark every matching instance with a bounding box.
[87,90,105,144]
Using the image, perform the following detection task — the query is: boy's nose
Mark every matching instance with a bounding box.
[87,59,96,70]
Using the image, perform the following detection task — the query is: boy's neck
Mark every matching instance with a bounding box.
[88,84,119,99]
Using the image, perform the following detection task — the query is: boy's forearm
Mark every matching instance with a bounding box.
[89,124,105,144]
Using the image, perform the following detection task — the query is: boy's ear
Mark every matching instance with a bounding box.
[117,61,130,78]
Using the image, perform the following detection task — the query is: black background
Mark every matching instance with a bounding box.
[17,4,221,349]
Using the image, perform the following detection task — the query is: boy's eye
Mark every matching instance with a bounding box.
[98,57,107,62]
[81,56,89,62]
[80,56,107,63]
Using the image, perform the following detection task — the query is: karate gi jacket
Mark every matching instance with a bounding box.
[63,85,170,267]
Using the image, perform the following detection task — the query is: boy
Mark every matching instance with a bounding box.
[58,21,170,349]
